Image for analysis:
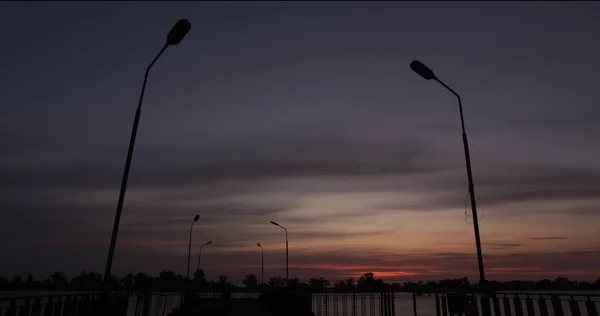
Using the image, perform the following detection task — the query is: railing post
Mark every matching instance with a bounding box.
[353,292,357,316]
[335,293,340,316]
[43,297,55,316]
[77,294,90,315]
[513,295,524,316]
[63,296,76,316]
[6,299,17,316]
[53,296,64,316]
[525,296,535,316]
[387,293,392,316]
[480,294,491,316]
[31,297,43,316]
[441,294,448,316]
[469,294,480,316]
[568,296,581,316]
[360,293,367,316]
[492,295,501,316]
[391,293,395,316]
[551,295,564,316]
[18,298,30,316]
[435,293,441,316]
[585,296,598,316]
[325,292,329,316]
[503,296,512,316]
[141,292,151,316]
[134,294,142,316]
[538,297,549,316]
[370,293,375,316]
[413,292,418,316]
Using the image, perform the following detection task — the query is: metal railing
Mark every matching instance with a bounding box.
[0,292,179,316]
[132,292,180,316]
[410,292,600,316]
[170,290,396,316]
[312,292,396,316]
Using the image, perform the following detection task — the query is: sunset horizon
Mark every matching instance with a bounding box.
[1,2,600,289]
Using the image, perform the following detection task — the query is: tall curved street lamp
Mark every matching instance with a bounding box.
[102,19,192,286]
[187,214,200,279]
[409,60,486,283]
[197,240,212,270]
[257,243,264,285]
[270,221,288,283]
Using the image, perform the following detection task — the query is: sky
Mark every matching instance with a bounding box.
[1,1,600,284]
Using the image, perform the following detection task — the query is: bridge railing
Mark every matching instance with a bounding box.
[312,292,396,316]
[411,292,600,316]
[174,290,395,316]
[0,291,179,316]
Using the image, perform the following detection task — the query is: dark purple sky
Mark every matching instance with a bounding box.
[1,2,599,284]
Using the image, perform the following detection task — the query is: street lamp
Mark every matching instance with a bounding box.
[409,60,486,283]
[197,240,212,270]
[270,221,288,284]
[187,215,200,279]
[257,243,264,285]
[102,19,192,286]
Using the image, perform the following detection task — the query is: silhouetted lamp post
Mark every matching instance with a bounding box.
[103,19,192,287]
[197,240,212,270]
[257,243,264,285]
[270,221,288,283]
[187,214,200,279]
[409,60,486,283]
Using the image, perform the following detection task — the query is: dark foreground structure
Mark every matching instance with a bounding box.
[415,291,599,316]
[0,290,395,316]
[1,290,598,316]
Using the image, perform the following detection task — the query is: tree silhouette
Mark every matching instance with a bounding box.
[71,271,102,288]
[242,274,259,290]
[268,277,285,288]
[218,275,232,290]
[50,272,68,288]
[309,277,330,292]
[10,275,22,288]
[121,274,136,289]
[0,271,599,293]
[193,269,207,287]
[287,277,303,289]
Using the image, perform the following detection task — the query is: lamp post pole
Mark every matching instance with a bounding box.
[409,60,486,283]
[102,18,192,289]
[257,243,264,284]
[187,215,200,279]
[197,240,212,270]
[270,221,288,284]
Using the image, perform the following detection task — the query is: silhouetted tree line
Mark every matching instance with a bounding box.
[1,270,599,293]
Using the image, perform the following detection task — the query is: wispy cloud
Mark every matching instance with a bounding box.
[483,242,522,249]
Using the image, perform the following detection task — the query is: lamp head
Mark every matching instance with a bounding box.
[257,243,262,247]
[270,221,279,227]
[206,241,212,245]
[167,19,191,46]
[193,214,200,222]
[410,60,436,80]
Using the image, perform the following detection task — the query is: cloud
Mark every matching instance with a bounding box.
[377,164,600,212]
[483,242,522,249]
[529,237,568,240]
[186,248,600,283]
[3,131,600,280]
[0,136,436,191]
